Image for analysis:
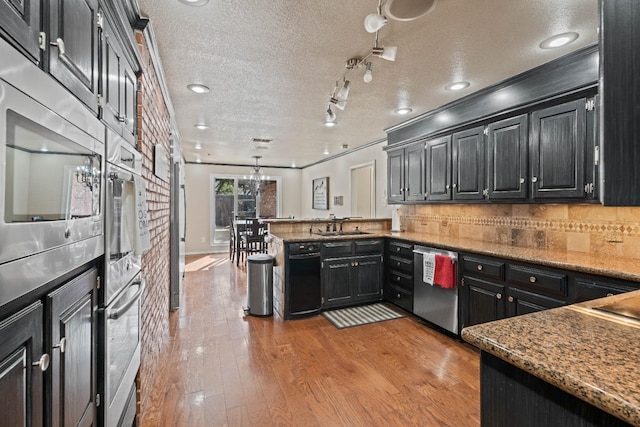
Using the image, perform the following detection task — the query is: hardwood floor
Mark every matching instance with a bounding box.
[139,254,481,426]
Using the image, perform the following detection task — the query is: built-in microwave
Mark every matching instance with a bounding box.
[0,77,104,267]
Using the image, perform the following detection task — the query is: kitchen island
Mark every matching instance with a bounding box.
[462,291,640,426]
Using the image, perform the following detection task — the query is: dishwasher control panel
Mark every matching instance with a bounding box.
[288,242,320,255]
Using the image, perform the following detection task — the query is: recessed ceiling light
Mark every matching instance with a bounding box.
[196,157,202,163]
[177,0,209,6]
[194,124,209,130]
[539,32,579,49]
[445,81,470,91]
[187,84,210,94]
[395,107,413,115]
[323,149,330,155]
[194,143,202,150]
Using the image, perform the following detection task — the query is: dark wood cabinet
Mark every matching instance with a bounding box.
[505,287,565,317]
[487,114,529,200]
[384,240,414,312]
[0,302,44,427]
[572,277,636,303]
[386,142,425,203]
[47,268,97,427]
[530,98,587,199]
[322,239,383,309]
[48,0,100,113]
[425,135,451,201]
[100,5,139,144]
[405,142,425,201]
[0,0,41,64]
[387,148,405,203]
[463,276,505,326]
[452,126,485,201]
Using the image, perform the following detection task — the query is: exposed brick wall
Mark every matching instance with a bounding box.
[135,30,172,416]
[260,181,277,217]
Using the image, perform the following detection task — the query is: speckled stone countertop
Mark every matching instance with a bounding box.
[461,290,640,426]
[269,230,640,283]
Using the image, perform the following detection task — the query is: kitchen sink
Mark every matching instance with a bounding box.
[594,295,640,321]
[313,230,370,237]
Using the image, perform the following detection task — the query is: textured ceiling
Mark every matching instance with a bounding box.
[136,0,598,168]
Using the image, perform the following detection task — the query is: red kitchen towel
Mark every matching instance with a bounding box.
[434,254,456,289]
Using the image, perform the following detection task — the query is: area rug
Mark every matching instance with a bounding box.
[322,303,404,329]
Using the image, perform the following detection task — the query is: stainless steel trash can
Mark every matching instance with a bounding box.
[245,253,274,316]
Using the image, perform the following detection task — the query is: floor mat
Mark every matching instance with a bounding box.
[322,303,404,329]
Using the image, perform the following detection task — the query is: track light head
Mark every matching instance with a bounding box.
[372,46,397,61]
[363,62,373,83]
[337,80,351,101]
[364,13,387,33]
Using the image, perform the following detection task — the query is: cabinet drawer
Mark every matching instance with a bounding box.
[389,255,413,273]
[462,255,505,281]
[508,265,567,297]
[386,284,413,312]
[355,239,383,255]
[387,271,413,291]
[322,241,353,258]
[388,240,413,258]
[574,279,635,303]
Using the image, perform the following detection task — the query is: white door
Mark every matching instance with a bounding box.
[350,162,375,218]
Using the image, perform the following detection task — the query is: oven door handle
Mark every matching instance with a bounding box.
[107,279,145,320]
[108,170,134,182]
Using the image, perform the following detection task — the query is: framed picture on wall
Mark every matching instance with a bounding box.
[312,177,329,210]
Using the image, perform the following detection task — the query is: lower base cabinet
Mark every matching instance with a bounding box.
[322,255,383,308]
[0,266,97,427]
[0,302,44,426]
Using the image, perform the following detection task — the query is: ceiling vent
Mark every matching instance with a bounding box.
[252,138,272,150]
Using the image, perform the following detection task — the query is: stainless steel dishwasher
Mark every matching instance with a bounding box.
[413,246,459,335]
[287,242,322,319]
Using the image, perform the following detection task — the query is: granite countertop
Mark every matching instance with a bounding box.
[461,290,640,426]
[261,217,389,223]
[269,230,640,283]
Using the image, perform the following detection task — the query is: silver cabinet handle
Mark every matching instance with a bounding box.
[606,293,614,297]
[477,264,483,271]
[53,337,67,354]
[33,354,50,372]
[508,296,514,303]
[452,183,457,188]
[529,276,537,283]
[397,293,401,299]
[50,38,65,55]
[445,184,450,189]
[532,176,538,183]
[519,178,525,184]
[496,293,502,300]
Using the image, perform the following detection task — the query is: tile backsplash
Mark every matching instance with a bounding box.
[399,204,640,259]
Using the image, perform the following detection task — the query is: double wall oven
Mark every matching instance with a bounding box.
[101,128,144,427]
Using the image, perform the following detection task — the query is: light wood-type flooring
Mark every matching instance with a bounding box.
[139,254,481,426]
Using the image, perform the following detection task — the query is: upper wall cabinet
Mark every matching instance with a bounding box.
[425,135,451,201]
[387,140,426,203]
[530,99,587,199]
[48,0,100,114]
[487,114,528,200]
[100,5,138,144]
[0,0,41,64]
[452,126,485,201]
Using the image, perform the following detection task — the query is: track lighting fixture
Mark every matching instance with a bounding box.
[325,107,337,127]
[323,0,399,123]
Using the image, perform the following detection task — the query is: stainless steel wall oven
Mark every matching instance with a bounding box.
[0,74,104,309]
[100,127,144,427]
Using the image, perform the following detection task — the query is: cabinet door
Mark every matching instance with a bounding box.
[487,114,528,200]
[0,302,44,427]
[506,287,565,317]
[573,278,635,303]
[463,276,505,327]
[387,148,405,202]
[425,135,452,201]
[48,268,97,427]
[353,255,382,303]
[405,142,425,201]
[48,0,100,113]
[0,0,41,63]
[452,126,485,200]
[530,98,586,199]
[323,258,353,308]
[100,7,138,144]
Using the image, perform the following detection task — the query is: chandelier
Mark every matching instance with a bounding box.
[249,155,265,193]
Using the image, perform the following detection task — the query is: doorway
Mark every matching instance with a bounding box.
[350,162,375,218]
